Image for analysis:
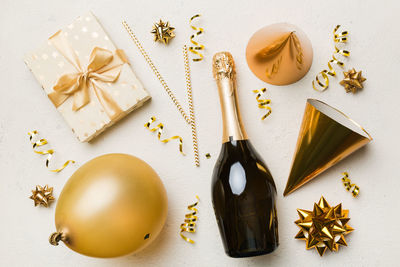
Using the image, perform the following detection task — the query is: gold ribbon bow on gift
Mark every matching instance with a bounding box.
[47,30,128,120]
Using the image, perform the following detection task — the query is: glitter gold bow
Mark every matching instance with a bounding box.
[29,185,55,207]
[189,14,205,62]
[48,30,127,120]
[295,196,354,256]
[180,195,199,244]
[151,19,175,44]
[144,117,185,155]
[341,172,360,197]
[340,68,366,93]
[28,130,75,172]
[313,25,350,91]
[253,88,272,120]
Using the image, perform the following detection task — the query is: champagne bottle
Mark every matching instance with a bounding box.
[211,52,279,258]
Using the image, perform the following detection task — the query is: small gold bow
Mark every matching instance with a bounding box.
[47,30,127,120]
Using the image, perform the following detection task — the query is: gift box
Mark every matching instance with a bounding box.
[24,12,150,142]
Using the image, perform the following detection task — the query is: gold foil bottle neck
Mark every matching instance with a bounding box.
[213,52,236,80]
[213,52,247,143]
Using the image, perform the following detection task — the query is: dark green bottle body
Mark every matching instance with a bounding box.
[211,139,279,258]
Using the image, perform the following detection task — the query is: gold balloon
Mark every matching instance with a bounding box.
[51,154,168,258]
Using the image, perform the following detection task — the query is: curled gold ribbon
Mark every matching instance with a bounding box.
[48,30,127,120]
[342,172,360,197]
[313,25,350,91]
[144,117,185,155]
[189,14,204,62]
[28,130,75,172]
[180,195,199,244]
[253,88,272,120]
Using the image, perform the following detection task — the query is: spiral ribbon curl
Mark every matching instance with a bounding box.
[253,88,272,120]
[180,195,200,244]
[144,117,185,155]
[189,14,205,62]
[341,172,360,197]
[28,130,75,172]
[313,25,350,91]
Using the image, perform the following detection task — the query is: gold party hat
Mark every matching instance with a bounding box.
[283,99,372,196]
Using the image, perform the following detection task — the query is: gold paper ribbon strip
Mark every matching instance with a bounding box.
[312,25,350,92]
[189,14,205,62]
[180,195,199,244]
[342,172,360,197]
[144,117,185,155]
[253,88,272,120]
[28,131,75,172]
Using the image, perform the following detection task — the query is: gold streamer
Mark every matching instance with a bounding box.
[341,172,360,197]
[28,130,75,172]
[253,88,272,120]
[312,25,350,92]
[189,14,205,62]
[144,117,185,155]
[180,195,200,244]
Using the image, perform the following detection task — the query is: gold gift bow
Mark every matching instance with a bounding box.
[47,30,128,120]
[180,195,199,244]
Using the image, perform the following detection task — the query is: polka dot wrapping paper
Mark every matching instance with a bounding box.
[24,12,150,142]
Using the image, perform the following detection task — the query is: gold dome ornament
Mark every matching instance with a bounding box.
[30,185,55,207]
[49,154,168,258]
[295,196,354,256]
[246,23,313,85]
[151,19,175,44]
[340,68,366,93]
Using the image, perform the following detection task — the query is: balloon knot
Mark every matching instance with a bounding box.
[49,231,65,246]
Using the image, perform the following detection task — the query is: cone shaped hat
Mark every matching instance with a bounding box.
[284,99,372,196]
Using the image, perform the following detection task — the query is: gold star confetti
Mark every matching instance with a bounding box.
[29,185,55,207]
[340,68,366,93]
[151,19,175,44]
[295,196,353,256]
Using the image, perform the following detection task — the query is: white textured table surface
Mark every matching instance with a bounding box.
[1,0,399,266]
